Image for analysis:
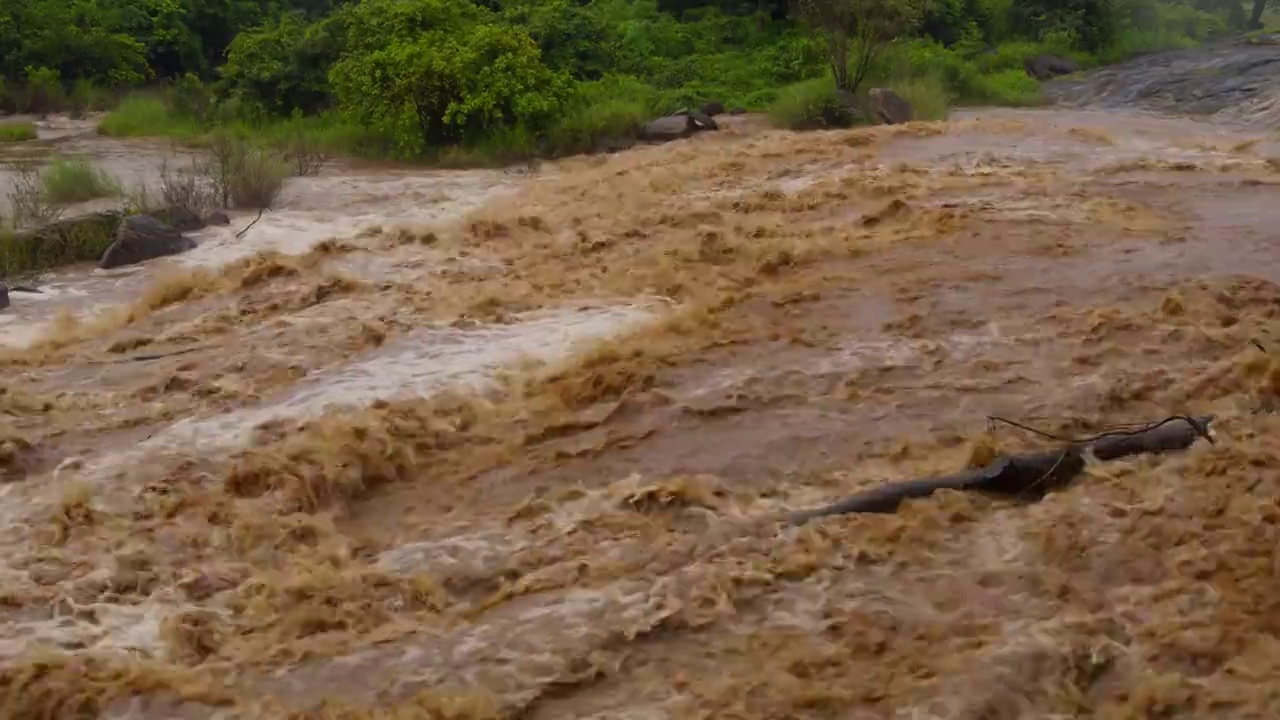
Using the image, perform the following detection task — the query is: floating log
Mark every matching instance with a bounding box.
[788,415,1215,525]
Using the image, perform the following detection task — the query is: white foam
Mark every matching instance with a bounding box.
[79,302,663,483]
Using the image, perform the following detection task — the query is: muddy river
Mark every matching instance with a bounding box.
[3,39,1280,719]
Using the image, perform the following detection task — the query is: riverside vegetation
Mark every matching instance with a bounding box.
[0,0,1266,164]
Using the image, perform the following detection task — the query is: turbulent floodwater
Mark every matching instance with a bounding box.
[5,39,1280,719]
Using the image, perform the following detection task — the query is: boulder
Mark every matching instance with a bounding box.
[593,135,638,154]
[868,88,914,125]
[673,107,718,130]
[204,210,231,226]
[99,215,196,269]
[0,284,8,311]
[145,205,204,232]
[819,90,868,128]
[639,115,697,142]
[701,101,726,117]
[1024,53,1080,81]
[729,107,747,115]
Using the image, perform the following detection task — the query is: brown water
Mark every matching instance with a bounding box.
[4,66,1280,718]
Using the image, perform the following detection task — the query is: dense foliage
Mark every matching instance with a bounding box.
[0,0,1263,159]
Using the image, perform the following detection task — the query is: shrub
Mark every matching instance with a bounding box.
[98,94,202,138]
[204,132,289,209]
[41,157,121,204]
[329,0,570,158]
[5,162,62,229]
[768,77,858,130]
[888,73,951,120]
[166,74,216,123]
[21,67,66,115]
[544,76,657,155]
[0,122,37,143]
[68,79,113,118]
[157,158,220,214]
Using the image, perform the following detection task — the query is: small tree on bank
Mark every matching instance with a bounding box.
[795,0,925,94]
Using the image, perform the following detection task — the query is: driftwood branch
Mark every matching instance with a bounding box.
[789,415,1215,525]
[87,346,212,365]
[235,207,267,239]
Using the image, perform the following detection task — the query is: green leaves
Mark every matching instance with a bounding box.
[328,0,567,158]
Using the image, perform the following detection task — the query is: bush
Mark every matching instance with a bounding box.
[41,157,121,204]
[204,132,289,209]
[21,67,67,114]
[768,77,857,130]
[98,94,202,138]
[544,76,658,155]
[68,79,113,118]
[0,122,37,143]
[329,0,570,158]
[157,158,220,214]
[5,162,62,229]
[166,73,216,123]
[889,74,951,120]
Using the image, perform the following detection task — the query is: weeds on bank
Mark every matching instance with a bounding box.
[0,121,37,143]
[5,162,61,228]
[41,156,121,204]
[205,132,289,209]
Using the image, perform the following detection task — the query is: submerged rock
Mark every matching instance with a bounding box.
[673,107,719,130]
[145,205,205,232]
[99,215,197,269]
[1024,53,1081,81]
[868,88,914,125]
[204,210,231,226]
[640,109,720,143]
[640,115,697,142]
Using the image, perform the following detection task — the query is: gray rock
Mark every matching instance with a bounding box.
[204,210,231,226]
[99,215,196,269]
[639,115,696,142]
[0,283,8,311]
[145,205,204,232]
[701,101,726,117]
[729,107,747,115]
[1042,41,1280,127]
[1024,53,1080,81]
[868,88,914,125]
[593,136,637,154]
[673,108,719,130]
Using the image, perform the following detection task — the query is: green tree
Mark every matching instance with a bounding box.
[497,0,617,80]
[104,0,203,78]
[795,0,925,92]
[220,11,342,114]
[0,0,148,84]
[329,0,568,157]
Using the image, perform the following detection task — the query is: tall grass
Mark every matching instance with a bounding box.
[0,122,36,143]
[887,75,951,121]
[205,132,290,209]
[41,157,121,204]
[768,77,854,130]
[0,212,122,278]
[98,94,203,138]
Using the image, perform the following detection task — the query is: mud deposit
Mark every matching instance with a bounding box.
[6,47,1280,718]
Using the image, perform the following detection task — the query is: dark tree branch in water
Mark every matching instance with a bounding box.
[788,415,1215,524]
[235,208,266,239]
